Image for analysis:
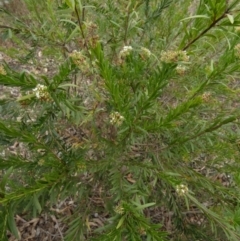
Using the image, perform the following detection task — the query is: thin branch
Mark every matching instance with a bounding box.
[183,9,231,50]
[74,6,92,62]
[75,6,86,41]
[160,117,239,152]
[0,24,18,31]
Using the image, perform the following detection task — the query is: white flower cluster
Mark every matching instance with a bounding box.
[70,50,90,73]
[38,159,45,166]
[140,47,151,58]
[70,50,85,63]
[119,46,133,58]
[176,65,187,75]
[33,84,51,101]
[114,202,124,214]
[160,50,189,63]
[110,111,125,126]
[176,184,188,196]
[201,92,211,102]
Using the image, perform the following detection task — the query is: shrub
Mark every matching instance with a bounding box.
[1,0,240,240]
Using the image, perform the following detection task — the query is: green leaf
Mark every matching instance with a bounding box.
[76,0,83,13]
[60,19,78,27]
[65,25,80,42]
[7,29,13,39]
[33,194,42,214]
[0,167,13,195]
[116,216,125,229]
[135,125,149,135]
[181,15,210,21]
[17,94,35,102]
[187,194,240,240]
[133,202,156,211]
[226,14,234,24]
[0,207,8,241]
[145,0,173,23]
[7,207,19,239]
[65,0,75,10]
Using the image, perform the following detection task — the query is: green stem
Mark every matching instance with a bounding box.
[75,5,86,41]
[160,116,238,151]
[74,6,93,62]
[183,9,230,50]
[124,9,131,44]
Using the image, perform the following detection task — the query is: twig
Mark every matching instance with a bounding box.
[0,24,18,31]
[152,209,204,219]
[51,215,64,241]
[183,9,231,50]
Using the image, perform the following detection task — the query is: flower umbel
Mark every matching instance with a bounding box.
[114,202,125,214]
[0,65,6,75]
[178,50,189,62]
[77,163,87,171]
[140,47,151,59]
[119,46,133,58]
[176,65,186,75]
[201,92,211,102]
[161,50,189,63]
[33,84,51,101]
[38,159,45,166]
[70,50,90,73]
[176,184,188,196]
[110,112,125,126]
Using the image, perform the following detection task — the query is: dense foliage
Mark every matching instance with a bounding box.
[1,0,240,240]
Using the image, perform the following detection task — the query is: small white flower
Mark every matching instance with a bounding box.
[114,202,125,214]
[16,117,22,122]
[110,111,125,126]
[176,65,186,75]
[201,92,211,102]
[160,50,189,63]
[179,51,189,62]
[140,47,151,58]
[33,84,51,101]
[38,159,45,166]
[70,50,90,73]
[119,46,133,58]
[176,184,188,196]
[123,46,133,52]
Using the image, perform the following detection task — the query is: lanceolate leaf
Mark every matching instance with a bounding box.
[7,205,19,239]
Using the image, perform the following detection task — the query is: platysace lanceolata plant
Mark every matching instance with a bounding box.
[1,0,240,241]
